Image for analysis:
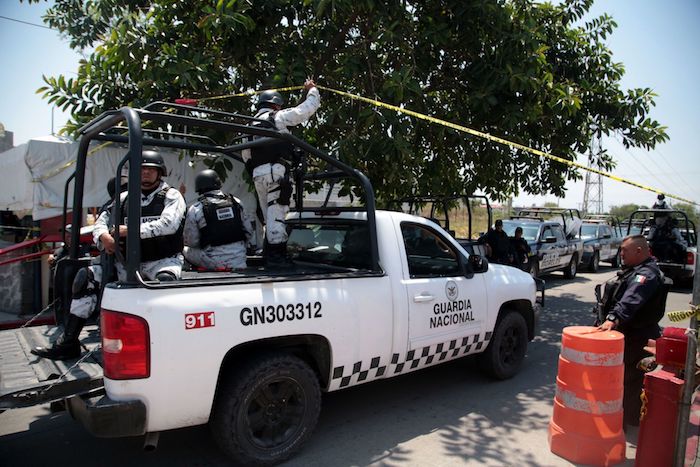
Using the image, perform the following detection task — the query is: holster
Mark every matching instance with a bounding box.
[278,173,293,206]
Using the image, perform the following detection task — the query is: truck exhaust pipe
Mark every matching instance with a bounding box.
[143,432,160,451]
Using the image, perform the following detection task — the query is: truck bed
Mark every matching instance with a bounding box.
[0,323,103,410]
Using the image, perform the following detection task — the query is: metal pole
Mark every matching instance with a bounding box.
[674,238,700,466]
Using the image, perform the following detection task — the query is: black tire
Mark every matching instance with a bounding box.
[611,249,621,268]
[589,251,600,273]
[479,311,528,380]
[210,353,321,466]
[563,253,578,279]
[529,261,540,279]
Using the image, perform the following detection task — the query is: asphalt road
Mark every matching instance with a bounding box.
[0,266,695,466]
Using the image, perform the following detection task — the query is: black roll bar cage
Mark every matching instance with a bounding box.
[626,209,698,247]
[64,102,380,282]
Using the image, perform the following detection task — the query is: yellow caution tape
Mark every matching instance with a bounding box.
[667,305,700,323]
[197,85,306,102]
[36,84,698,207]
[202,84,696,206]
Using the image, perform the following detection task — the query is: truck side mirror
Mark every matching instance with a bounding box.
[602,234,612,239]
[466,254,488,275]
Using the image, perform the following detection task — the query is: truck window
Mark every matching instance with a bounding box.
[540,226,553,241]
[288,223,371,270]
[401,223,460,278]
[552,225,566,242]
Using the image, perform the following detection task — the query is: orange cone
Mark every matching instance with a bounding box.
[548,326,626,466]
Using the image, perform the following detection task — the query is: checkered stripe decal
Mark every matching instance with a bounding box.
[329,332,492,390]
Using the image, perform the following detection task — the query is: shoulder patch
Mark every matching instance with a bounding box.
[634,274,647,284]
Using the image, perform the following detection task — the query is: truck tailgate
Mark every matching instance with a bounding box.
[0,324,103,410]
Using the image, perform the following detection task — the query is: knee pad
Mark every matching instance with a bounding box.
[156,271,177,282]
[72,268,95,298]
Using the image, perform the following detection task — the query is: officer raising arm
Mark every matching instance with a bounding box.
[597,234,668,427]
[241,79,320,266]
[183,169,253,270]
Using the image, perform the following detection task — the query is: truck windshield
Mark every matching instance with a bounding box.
[580,225,598,240]
[501,221,539,242]
[288,222,371,270]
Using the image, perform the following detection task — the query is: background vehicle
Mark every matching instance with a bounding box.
[502,208,583,279]
[579,214,624,272]
[626,209,697,287]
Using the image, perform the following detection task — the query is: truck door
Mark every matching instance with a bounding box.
[599,225,613,260]
[538,225,560,271]
[399,222,487,354]
[551,225,571,268]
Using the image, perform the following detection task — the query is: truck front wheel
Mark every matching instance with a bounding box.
[563,253,578,279]
[589,251,600,273]
[210,353,321,466]
[479,311,528,380]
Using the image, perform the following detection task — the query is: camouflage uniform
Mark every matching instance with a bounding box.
[241,87,320,245]
[94,180,186,281]
[183,190,253,270]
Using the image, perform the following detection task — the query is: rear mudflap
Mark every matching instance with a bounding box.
[0,324,103,410]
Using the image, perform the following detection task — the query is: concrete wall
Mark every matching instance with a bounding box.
[0,239,40,316]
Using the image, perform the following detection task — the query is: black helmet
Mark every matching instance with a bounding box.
[657,193,665,201]
[106,177,117,198]
[141,150,166,176]
[257,90,284,109]
[195,169,222,194]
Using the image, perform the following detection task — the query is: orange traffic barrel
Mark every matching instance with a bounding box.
[548,326,626,466]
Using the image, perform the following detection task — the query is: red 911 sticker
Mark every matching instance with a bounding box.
[185,312,215,330]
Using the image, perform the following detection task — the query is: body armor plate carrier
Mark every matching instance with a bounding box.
[199,194,246,247]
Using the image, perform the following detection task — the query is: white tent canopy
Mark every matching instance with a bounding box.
[0,135,256,221]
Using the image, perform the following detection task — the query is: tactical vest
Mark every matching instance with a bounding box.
[602,262,667,332]
[120,187,184,262]
[199,193,246,247]
[249,110,295,169]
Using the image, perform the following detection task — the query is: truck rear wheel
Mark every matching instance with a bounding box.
[478,310,528,380]
[529,261,539,279]
[210,353,321,466]
[611,249,621,268]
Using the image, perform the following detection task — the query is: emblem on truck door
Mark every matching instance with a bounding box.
[445,280,458,301]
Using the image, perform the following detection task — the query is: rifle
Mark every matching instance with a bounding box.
[592,283,605,326]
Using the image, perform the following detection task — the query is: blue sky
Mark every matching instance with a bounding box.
[1,1,698,210]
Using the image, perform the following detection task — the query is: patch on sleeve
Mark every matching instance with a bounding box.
[634,274,647,284]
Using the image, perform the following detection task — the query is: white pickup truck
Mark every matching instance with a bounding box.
[0,103,543,466]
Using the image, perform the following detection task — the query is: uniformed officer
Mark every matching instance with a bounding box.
[241,79,320,265]
[652,193,671,210]
[481,219,513,265]
[597,234,668,427]
[94,150,186,282]
[183,169,253,270]
[32,178,123,360]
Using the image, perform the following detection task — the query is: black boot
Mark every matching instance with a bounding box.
[31,314,86,360]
